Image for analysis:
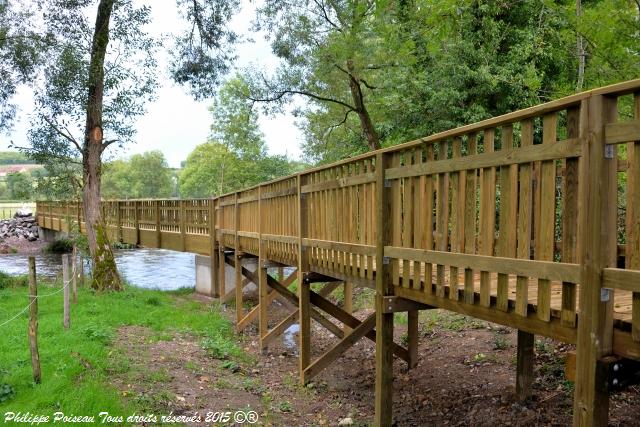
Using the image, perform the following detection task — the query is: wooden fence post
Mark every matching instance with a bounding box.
[28,256,41,384]
[375,152,394,426]
[62,254,70,329]
[573,95,616,426]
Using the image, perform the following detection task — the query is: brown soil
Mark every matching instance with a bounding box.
[111,295,640,426]
[1,236,47,254]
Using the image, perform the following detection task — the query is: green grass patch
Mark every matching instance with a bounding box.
[0,280,242,421]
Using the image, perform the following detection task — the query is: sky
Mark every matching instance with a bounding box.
[0,0,304,168]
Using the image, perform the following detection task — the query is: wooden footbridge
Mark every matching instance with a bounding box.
[37,80,640,426]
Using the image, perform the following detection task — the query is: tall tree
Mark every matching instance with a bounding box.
[180,76,296,197]
[0,1,47,131]
[102,151,174,199]
[248,0,400,152]
[12,0,239,291]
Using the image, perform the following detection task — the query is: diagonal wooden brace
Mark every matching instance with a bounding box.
[268,274,409,363]
[309,289,410,363]
[236,271,297,332]
[261,281,343,347]
[303,313,377,381]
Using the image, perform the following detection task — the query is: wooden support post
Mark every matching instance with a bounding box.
[210,198,220,298]
[28,256,41,384]
[180,200,187,251]
[235,252,243,325]
[343,281,353,335]
[155,200,161,247]
[234,193,242,319]
[258,263,268,349]
[516,330,534,402]
[133,200,140,245]
[298,174,311,383]
[375,152,394,427]
[116,201,122,242]
[218,246,226,299]
[407,310,419,369]
[71,245,77,304]
[62,254,70,330]
[257,187,271,350]
[573,95,616,427]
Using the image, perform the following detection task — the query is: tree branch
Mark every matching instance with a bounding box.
[249,89,356,111]
[10,146,83,165]
[42,116,82,152]
[102,139,119,148]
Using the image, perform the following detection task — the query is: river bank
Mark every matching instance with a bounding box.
[1,277,638,426]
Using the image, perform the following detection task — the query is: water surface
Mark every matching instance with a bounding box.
[0,248,195,291]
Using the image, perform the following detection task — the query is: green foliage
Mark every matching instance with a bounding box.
[201,335,238,360]
[0,152,32,165]
[0,383,15,404]
[102,151,175,199]
[0,272,27,290]
[82,323,115,345]
[0,3,48,131]
[180,77,299,198]
[246,0,640,165]
[0,281,241,416]
[44,238,73,254]
[5,172,33,200]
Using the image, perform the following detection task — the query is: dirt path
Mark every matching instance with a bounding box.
[111,297,640,426]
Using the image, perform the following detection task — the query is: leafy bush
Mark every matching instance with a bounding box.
[45,238,73,253]
[201,336,236,360]
[0,272,27,289]
[145,296,162,306]
[0,383,15,403]
[82,323,114,345]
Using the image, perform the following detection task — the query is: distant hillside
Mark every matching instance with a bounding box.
[0,151,36,165]
[0,164,42,177]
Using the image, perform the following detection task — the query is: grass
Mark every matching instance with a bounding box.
[0,275,242,421]
[421,310,485,334]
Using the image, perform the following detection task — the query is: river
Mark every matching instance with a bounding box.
[0,248,195,291]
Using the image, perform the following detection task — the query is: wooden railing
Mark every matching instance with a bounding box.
[37,79,640,426]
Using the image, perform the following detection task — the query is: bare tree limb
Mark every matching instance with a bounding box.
[10,146,83,165]
[249,89,357,112]
[42,116,82,152]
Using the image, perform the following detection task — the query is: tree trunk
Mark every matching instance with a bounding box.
[347,60,380,151]
[83,0,122,291]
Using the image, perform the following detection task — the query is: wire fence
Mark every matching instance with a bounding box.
[0,260,77,328]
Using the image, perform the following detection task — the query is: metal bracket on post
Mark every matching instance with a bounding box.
[384,179,391,188]
[604,144,614,159]
[381,296,433,314]
[382,256,390,265]
[600,287,612,302]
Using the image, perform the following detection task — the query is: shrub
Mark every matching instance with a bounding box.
[0,272,27,289]
[45,238,73,253]
[0,383,15,403]
[82,323,114,345]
